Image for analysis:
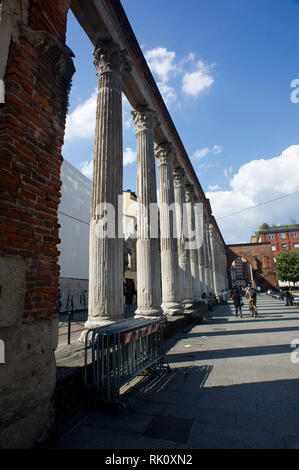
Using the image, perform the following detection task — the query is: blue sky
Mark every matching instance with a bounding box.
[62,0,299,243]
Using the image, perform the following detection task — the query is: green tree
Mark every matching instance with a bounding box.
[289,217,298,226]
[259,223,270,230]
[275,250,299,284]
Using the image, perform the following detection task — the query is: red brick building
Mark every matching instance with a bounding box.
[255,226,299,259]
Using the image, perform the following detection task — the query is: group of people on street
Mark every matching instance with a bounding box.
[231,284,260,319]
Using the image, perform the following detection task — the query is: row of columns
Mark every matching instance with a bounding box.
[85,39,228,330]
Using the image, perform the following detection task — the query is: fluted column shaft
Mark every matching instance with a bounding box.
[185,184,201,301]
[173,168,193,309]
[155,143,182,316]
[209,224,219,293]
[205,217,214,293]
[194,196,204,296]
[132,107,163,317]
[86,39,129,328]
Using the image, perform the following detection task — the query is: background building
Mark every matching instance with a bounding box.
[251,225,299,287]
[57,159,137,312]
[230,256,253,287]
[255,225,299,259]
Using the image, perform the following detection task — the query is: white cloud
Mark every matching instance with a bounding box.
[145,47,177,83]
[224,166,233,181]
[192,147,210,161]
[64,91,133,142]
[123,147,136,166]
[122,94,133,130]
[77,147,136,180]
[207,145,299,244]
[65,90,97,141]
[157,82,177,105]
[78,160,93,179]
[182,60,214,97]
[192,145,223,161]
[208,184,221,191]
[212,145,223,154]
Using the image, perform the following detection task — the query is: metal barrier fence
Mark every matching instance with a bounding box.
[84,317,168,411]
[192,300,209,321]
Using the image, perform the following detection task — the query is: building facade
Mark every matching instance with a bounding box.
[230,256,253,287]
[57,159,137,312]
[255,226,299,260]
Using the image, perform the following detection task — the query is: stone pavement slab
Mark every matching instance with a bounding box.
[53,294,299,449]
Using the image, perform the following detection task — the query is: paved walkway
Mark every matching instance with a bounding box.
[53,294,299,449]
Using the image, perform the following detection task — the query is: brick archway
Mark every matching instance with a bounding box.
[226,243,279,291]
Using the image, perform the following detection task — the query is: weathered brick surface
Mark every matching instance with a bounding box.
[0,0,73,321]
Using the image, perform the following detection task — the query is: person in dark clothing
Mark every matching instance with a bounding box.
[285,290,294,306]
[124,279,136,305]
[248,287,258,317]
[232,290,243,318]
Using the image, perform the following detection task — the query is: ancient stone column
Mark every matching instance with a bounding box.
[185,183,201,301]
[204,214,213,293]
[155,143,183,316]
[194,195,204,296]
[173,167,193,309]
[132,106,163,317]
[86,39,130,329]
[209,224,219,293]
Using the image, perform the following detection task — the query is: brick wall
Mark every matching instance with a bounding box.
[260,229,299,256]
[0,0,73,321]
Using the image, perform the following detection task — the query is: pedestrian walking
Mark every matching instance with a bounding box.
[248,286,258,317]
[257,286,261,296]
[232,290,243,318]
[285,290,294,306]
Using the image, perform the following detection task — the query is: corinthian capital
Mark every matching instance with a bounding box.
[93,38,131,75]
[155,142,175,167]
[185,183,195,203]
[173,167,185,188]
[131,106,158,134]
[209,223,216,236]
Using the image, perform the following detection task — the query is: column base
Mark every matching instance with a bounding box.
[78,316,124,343]
[134,306,164,317]
[162,301,183,316]
[182,299,194,311]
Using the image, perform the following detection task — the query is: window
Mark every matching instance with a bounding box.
[282,244,287,250]
[271,245,276,251]
[294,243,299,249]
[292,232,298,238]
[268,234,274,240]
[280,233,286,238]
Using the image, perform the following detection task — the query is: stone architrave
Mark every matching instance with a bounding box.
[132,106,163,317]
[85,39,131,329]
[173,167,193,309]
[155,143,183,316]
